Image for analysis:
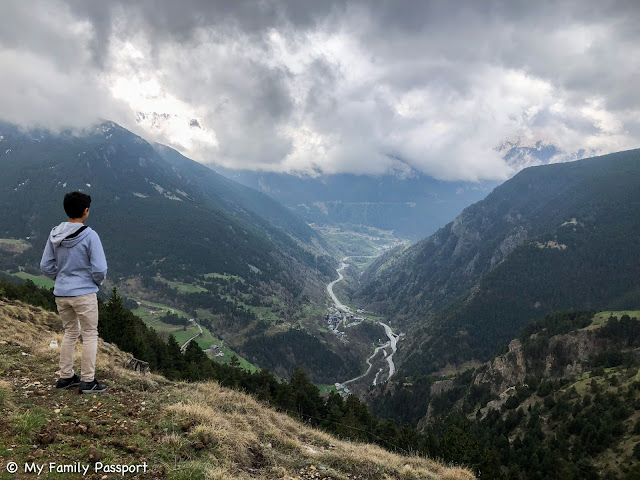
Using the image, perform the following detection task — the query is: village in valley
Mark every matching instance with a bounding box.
[324,306,367,341]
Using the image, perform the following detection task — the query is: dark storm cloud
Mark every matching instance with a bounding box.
[0,0,639,179]
[65,0,345,62]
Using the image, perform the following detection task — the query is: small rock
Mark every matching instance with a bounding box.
[36,431,56,446]
[87,446,101,463]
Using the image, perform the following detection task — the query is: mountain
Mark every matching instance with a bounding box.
[497,136,598,171]
[213,167,497,240]
[0,120,331,277]
[153,144,325,249]
[497,137,561,170]
[0,120,352,381]
[369,309,640,479]
[353,149,640,374]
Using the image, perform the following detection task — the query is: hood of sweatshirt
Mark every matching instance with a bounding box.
[49,222,92,247]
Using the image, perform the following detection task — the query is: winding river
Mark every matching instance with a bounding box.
[326,261,350,311]
[328,256,399,386]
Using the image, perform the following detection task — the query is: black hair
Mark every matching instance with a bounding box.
[63,191,92,219]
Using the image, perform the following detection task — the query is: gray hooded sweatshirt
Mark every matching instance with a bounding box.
[40,222,108,297]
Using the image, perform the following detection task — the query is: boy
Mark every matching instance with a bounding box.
[40,191,108,394]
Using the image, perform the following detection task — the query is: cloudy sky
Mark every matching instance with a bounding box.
[1,0,639,181]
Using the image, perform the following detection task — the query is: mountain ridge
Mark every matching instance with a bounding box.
[353,148,640,373]
[0,119,347,382]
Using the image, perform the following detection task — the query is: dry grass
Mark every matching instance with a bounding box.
[0,298,475,480]
[166,381,475,479]
[0,379,12,409]
[0,299,167,388]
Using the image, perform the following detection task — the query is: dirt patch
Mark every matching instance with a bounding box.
[0,238,31,254]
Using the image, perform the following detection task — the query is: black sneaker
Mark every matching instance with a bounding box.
[78,379,108,394]
[56,374,81,389]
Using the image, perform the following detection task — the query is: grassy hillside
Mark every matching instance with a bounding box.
[0,299,473,480]
[131,299,260,373]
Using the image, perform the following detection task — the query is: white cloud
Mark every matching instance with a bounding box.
[0,0,639,181]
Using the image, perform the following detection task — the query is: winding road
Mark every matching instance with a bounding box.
[344,343,388,385]
[326,261,350,312]
[180,323,203,352]
[328,256,399,386]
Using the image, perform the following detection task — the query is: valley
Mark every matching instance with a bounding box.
[3,3,639,478]
[0,118,436,388]
[113,224,410,385]
[215,166,497,240]
[325,255,403,393]
[1,135,638,480]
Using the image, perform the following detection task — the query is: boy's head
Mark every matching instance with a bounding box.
[64,191,92,221]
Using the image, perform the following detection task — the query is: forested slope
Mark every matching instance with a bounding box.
[355,149,640,372]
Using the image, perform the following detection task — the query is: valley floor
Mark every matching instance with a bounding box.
[322,254,404,394]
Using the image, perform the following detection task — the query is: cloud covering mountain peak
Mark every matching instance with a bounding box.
[0,0,638,181]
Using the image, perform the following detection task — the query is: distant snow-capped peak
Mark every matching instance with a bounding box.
[497,136,602,172]
[497,137,561,171]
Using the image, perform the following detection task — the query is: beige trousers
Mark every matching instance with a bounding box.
[55,293,99,382]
